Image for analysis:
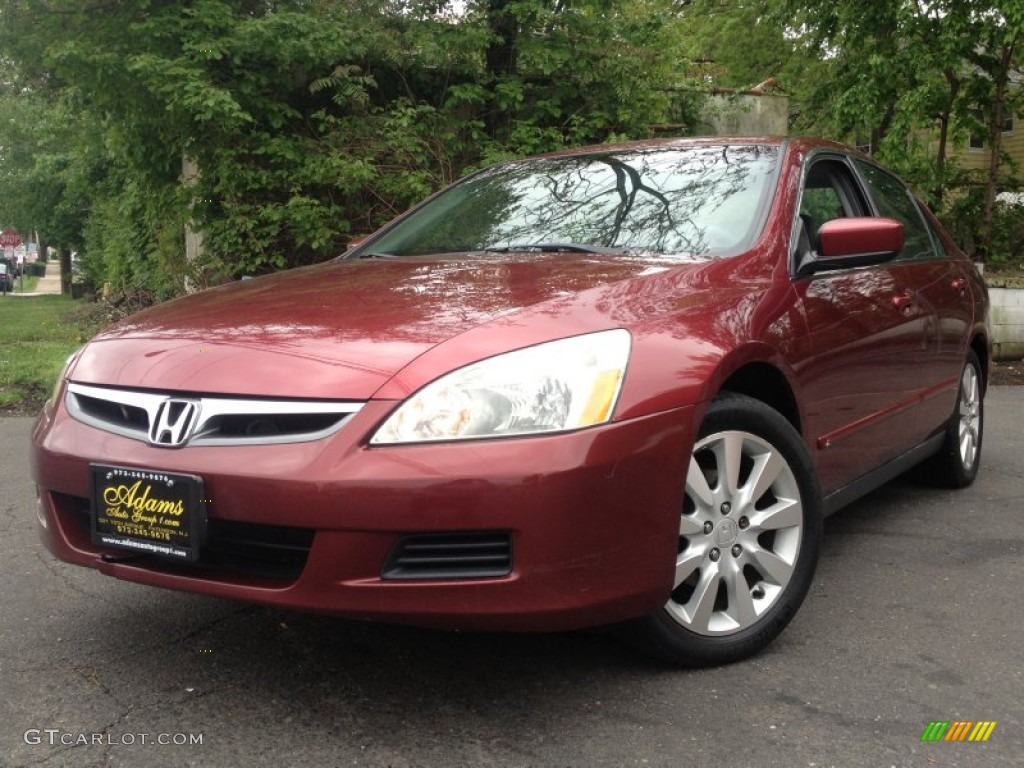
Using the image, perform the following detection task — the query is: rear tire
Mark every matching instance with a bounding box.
[618,393,822,667]
[913,350,983,489]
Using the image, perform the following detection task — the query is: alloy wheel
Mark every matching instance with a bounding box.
[958,363,981,471]
[669,430,803,636]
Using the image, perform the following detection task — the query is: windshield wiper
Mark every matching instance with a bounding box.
[354,251,401,260]
[483,242,626,255]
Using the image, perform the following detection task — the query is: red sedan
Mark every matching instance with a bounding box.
[31,137,989,665]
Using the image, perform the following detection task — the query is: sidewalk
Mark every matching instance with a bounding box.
[3,260,62,296]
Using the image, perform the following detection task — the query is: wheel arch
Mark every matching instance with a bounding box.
[718,361,802,437]
[969,333,990,394]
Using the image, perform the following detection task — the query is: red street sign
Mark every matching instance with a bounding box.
[0,228,23,248]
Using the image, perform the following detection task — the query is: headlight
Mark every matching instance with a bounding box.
[48,347,83,406]
[371,329,631,444]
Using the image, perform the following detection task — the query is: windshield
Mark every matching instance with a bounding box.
[354,144,779,258]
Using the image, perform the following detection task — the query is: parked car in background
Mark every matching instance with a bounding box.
[31,137,989,665]
[0,261,14,292]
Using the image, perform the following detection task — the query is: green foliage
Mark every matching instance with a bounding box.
[3,0,1020,277]
[677,0,801,91]
[990,202,1024,270]
[0,90,103,249]
[0,0,703,291]
[80,177,192,299]
[765,0,1023,258]
[942,187,1024,270]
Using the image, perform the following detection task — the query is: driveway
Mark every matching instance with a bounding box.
[2,388,1022,767]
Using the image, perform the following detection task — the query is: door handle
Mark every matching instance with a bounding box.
[951,277,967,297]
[892,292,916,313]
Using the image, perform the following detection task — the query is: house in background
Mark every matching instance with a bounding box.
[956,110,1024,177]
[944,60,1023,190]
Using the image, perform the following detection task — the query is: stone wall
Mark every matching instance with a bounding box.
[698,94,789,136]
[987,277,1024,361]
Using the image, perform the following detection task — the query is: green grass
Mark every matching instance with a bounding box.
[11,275,41,293]
[0,295,87,411]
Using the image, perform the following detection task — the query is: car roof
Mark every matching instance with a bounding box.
[522,135,855,161]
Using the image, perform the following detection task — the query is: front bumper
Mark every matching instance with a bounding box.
[31,398,695,631]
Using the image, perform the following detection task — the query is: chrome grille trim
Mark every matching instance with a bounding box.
[65,382,364,447]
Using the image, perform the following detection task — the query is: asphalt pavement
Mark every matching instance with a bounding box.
[2,388,1022,768]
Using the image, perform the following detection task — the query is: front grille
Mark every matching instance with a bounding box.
[66,383,363,447]
[382,532,513,580]
[74,394,149,433]
[60,495,313,581]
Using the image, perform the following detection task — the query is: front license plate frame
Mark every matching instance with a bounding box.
[90,465,207,561]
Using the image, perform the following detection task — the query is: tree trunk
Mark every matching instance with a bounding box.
[933,112,949,205]
[59,248,72,295]
[485,0,519,140]
[933,70,961,206]
[979,46,1015,264]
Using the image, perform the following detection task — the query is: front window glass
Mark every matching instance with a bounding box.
[357,145,779,258]
[854,160,934,261]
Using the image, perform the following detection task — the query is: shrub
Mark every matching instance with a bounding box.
[940,185,1024,271]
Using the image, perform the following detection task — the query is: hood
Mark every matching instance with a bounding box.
[70,254,696,399]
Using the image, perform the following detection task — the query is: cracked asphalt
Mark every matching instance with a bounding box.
[2,388,1022,768]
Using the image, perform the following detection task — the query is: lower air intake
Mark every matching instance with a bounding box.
[382,532,513,580]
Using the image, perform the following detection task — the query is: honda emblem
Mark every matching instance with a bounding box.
[149,399,200,447]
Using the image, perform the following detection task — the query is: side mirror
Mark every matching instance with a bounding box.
[797,217,904,276]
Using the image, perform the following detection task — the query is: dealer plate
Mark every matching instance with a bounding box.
[90,465,207,561]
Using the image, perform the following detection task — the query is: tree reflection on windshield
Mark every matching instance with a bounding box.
[362,144,779,258]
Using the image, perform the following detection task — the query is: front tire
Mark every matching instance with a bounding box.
[620,393,822,667]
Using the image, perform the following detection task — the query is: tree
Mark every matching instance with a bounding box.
[675,0,802,91]
[1,0,703,295]
[772,0,1023,259]
[0,85,109,286]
